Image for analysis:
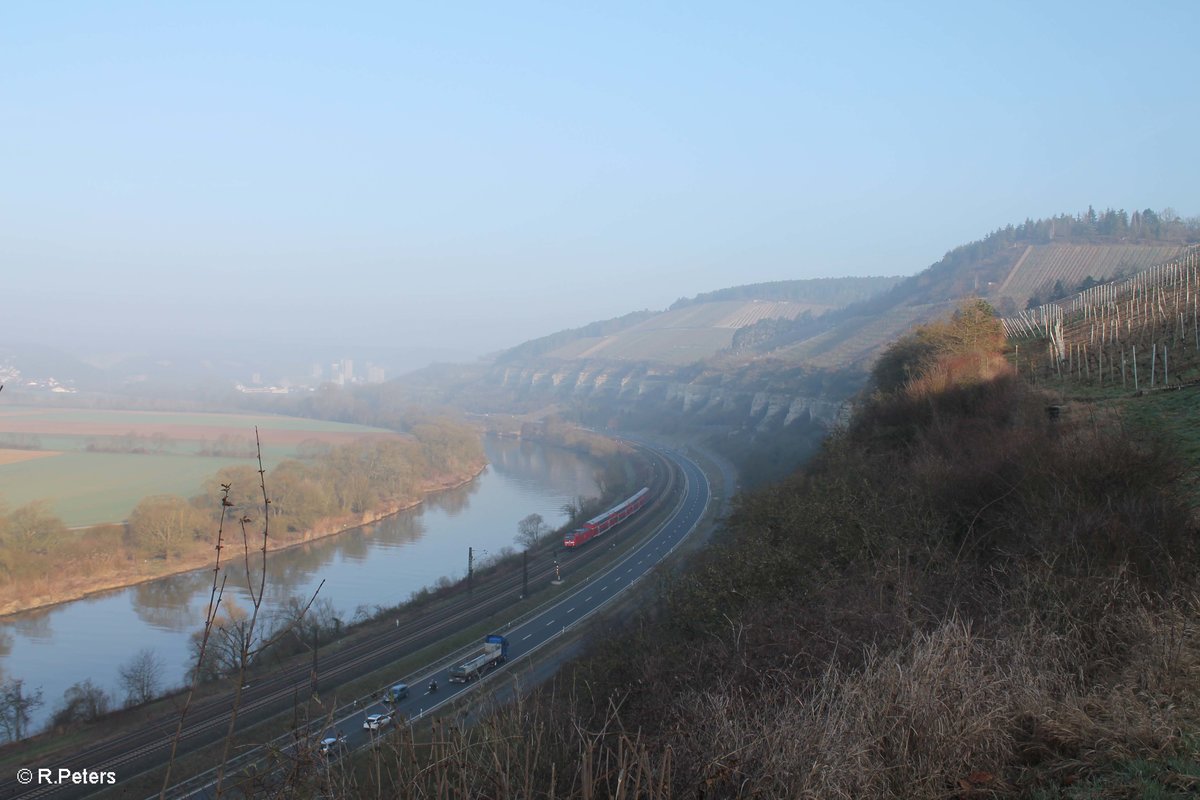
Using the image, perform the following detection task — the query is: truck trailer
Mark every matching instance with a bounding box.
[448,634,509,683]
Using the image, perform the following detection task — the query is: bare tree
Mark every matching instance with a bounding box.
[0,678,43,742]
[188,600,253,681]
[119,648,164,706]
[6,500,66,552]
[163,428,323,798]
[128,494,207,560]
[514,512,549,549]
[51,680,111,726]
[560,497,580,523]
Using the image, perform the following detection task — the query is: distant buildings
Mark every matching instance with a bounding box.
[327,358,384,386]
[235,384,289,394]
[0,363,79,393]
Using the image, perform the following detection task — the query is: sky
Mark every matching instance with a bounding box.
[2,1,1197,360]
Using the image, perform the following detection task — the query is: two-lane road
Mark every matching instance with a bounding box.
[173,444,710,799]
[4,442,711,800]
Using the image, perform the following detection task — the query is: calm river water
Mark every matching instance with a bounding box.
[0,437,599,732]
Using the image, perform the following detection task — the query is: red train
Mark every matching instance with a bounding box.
[563,488,651,547]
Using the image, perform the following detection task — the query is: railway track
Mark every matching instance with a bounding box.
[0,443,677,800]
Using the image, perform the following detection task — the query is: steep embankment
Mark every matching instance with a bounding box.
[383,300,1200,798]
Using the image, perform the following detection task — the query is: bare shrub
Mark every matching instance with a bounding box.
[118,648,163,706]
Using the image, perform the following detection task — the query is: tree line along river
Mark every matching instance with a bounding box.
[0,436,600,735]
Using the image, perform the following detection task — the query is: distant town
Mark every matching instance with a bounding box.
[235,358,388,394]
[0,364,78,394]
[0,355,390,398]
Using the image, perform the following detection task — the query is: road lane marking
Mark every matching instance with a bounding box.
[568,607,576,613]
[545,620,554,626]
[522,634,531,641]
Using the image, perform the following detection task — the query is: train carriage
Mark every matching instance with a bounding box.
[563,487,650,547]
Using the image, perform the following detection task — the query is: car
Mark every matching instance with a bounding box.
[363,713,392,730]
[319,734,346,755]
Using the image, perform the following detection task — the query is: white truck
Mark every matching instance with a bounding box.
[448,634,509,683]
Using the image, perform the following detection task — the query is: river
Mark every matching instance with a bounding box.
[0,437,600,733]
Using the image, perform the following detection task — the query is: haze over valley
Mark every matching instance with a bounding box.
[2,3,1200,798]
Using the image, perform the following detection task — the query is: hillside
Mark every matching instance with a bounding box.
[775,238,1194,371]
[993,242,1189,305]
[1004,246,1200,392]
[329,302,1200,798]
[489,210,1199,378]
[389,208,1199,485]
[497,276,902,367]
[541,300,819,364]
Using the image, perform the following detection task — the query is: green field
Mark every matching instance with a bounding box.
[0,406,400,526]
[0,451,261,526]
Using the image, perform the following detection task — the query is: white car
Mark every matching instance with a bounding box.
[363,713,392,730]
[319,734,345,755]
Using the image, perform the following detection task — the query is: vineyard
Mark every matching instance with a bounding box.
[545,299,819,364]
[994,242,1189,304]
[713,300,824,328]
[775,301,951,369]
[1003,246,1200,391]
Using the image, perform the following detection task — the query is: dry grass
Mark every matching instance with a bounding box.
[243,587,1199,799]
[207,312,1200,799]
[0,448,61,465]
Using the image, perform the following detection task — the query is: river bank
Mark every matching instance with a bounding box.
[0,460,487,618]
[0,436,602,735]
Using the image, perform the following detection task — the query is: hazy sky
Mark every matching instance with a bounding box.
[3,1,1197,358]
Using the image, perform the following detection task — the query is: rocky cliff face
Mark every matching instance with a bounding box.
[489,359,852,432]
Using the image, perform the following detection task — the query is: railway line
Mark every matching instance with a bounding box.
[1,440,698,800]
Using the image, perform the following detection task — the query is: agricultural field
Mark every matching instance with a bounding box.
[0,406,404,526]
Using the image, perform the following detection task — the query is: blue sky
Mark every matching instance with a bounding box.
[2,1,1196,358]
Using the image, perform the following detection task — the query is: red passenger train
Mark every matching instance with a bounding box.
[563,488,650,547]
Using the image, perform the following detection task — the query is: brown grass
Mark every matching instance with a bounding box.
[0,418,403,446]
[0,448,60,465]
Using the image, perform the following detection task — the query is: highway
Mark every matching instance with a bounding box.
[1,442,711,800]
[379,447,708,734]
